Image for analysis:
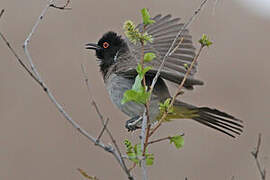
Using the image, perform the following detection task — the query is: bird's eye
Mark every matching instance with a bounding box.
[103,42,109,49]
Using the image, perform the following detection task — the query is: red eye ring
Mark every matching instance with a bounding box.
[103,42,109,49]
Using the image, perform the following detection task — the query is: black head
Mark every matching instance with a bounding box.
[85,31,127,76]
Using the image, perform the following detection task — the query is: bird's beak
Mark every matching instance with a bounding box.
[85,43,101,50]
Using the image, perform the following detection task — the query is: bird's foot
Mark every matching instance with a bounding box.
[125,116,142,132]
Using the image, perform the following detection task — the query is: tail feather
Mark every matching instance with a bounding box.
[201,112,243,128]
[194,107,243,137]
[174,101,244,138]
[198,107,243,122]
[194,114,242,137]
[194,120,237,138]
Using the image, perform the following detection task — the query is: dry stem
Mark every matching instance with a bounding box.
[251,133,266,180]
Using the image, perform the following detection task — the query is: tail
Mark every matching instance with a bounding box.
[174,101,244,138]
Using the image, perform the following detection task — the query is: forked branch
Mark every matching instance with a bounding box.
[0,2,133,180]
[251,133,266,180]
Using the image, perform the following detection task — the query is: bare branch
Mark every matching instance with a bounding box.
[251,133,266,180]
[1,3,133,180]
[95,118,109,144]
[81,64,105,123]
[0,32,41,87]
[81,64,134,180]
[23,0,53,81]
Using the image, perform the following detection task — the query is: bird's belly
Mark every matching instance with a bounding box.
[105,74,160,120]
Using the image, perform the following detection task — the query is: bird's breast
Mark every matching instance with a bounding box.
[105,74,160,120]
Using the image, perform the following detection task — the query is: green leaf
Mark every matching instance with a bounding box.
[136,64,143,76]
[145,153,154,166]
[121,89,150,104]
[124,140,139,164]
[123,140,154,166]
[144,52,156,62]
[170,135,184,149]
[199,34,213,47]
[141,32,153,45]
[134,144,142,157]
[132,74,144,92]
[124,139,133,152]
[122,64,152,104]
[141,8,155,25]
[143,66,152,75]
[136,64,152,77]
[159,98,173,114]
[184,63,189,70]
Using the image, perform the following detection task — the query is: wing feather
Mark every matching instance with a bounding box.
[118,14,204,89]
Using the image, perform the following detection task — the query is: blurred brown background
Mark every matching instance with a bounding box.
[0,0,269,179]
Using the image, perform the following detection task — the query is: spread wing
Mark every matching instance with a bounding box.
[114,14,204,89]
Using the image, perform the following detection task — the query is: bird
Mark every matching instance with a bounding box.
[85,14,243,138]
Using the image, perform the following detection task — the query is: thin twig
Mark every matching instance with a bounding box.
[77,168,99,180]
[149,45,204,137]
[148,136,171,145]
[81,64,105,123]
[128,162,137,172]
[23,0,53,81]
[251,133,266,180]
[0,32,41,87]
[1,3,133,180]
[170,46,203,106]
[105,125,134,179]
[2,29,114,156]
[0,9,4,19]
[81,64,133,180]
[168,37,184,56]
[95,118,109,144]
[148,0,208,94]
